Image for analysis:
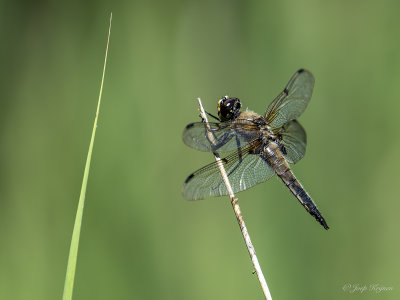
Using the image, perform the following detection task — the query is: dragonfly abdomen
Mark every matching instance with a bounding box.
[265,142,329,230]
[281,168,329,230]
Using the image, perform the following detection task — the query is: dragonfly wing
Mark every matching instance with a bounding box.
[280,120,307,164]
[182,120,260,153]
[183,141,275,200]
[265,69,314,128]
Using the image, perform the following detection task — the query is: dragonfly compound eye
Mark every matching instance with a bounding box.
[218,97,241,122]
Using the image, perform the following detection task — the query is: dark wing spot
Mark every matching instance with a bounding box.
[185,123,195,129]
[298,68,305,73]
[280,145,287,155]
[222,158,229,164]
[184,173,195,184]
[283,88,289,95]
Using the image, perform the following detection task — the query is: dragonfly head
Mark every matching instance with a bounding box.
[218,96,242,122]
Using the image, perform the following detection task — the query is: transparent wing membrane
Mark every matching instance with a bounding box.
[183,141,275,200]
[182,119,260,153]
[265,69,314,128]
[281,120,307,164]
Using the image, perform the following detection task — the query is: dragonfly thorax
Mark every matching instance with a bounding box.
[263,125,280,140]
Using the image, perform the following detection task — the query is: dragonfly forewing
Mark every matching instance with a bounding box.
[265,69,314,128]
[182,120,260,153]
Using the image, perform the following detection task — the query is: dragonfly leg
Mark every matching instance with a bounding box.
[204,110,220,121]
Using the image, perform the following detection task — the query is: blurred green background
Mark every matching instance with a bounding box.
[1,0,399,299]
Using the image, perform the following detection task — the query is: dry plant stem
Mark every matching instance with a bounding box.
[196,98,273,300]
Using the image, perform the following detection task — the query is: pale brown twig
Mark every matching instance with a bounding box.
[197,98,273,300]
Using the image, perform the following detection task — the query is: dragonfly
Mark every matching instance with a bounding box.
[182,69,329,229]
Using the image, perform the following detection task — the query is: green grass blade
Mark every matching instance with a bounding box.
[62,13,112,300]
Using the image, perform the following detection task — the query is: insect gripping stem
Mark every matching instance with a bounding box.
[196,98,273,300]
